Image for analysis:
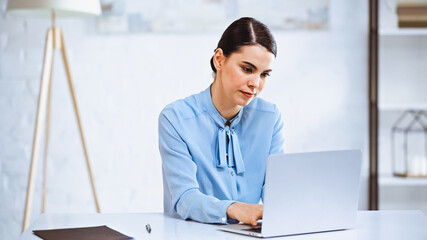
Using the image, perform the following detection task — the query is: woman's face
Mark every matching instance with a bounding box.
[214,44,275,108]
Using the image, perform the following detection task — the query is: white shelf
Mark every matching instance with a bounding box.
[379,103,427,111]
[380,175,427,186]
[380,28,427,36]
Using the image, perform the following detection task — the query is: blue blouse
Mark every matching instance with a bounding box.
[158,86,285,224]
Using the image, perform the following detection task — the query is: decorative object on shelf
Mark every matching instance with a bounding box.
[397,2,427,28]
[391,110,427,178]
[6,0,102,232]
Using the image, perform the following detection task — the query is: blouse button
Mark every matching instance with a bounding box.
[231,171,235,176]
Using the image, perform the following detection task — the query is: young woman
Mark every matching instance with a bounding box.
[159,17,284,226]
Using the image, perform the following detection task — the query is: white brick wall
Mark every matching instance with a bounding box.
[1,1,369,239]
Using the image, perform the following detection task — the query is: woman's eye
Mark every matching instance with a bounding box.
[243,67,252,73]
[261,72,270,77]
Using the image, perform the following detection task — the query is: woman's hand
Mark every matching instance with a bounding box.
[226,202,263,226]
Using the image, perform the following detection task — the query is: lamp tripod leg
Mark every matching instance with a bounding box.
[42,52,54,214]
[59,30,101,213]
[22,28,55,232]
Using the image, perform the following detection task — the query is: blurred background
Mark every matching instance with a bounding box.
[0,0,426,239]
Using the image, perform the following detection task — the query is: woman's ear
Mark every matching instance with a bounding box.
[213,48,225,72]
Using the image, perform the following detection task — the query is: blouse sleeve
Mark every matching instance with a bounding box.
[262,105,285,201]
[269,105,285,155]
[158,109,235,224]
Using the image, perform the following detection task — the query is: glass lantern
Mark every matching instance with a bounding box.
[391,110,427,178]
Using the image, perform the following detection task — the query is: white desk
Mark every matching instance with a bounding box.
[20,211,427,240]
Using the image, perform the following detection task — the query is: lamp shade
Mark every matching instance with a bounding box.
[6,0,101,18]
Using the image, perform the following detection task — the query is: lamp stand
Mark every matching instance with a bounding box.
[22,13,101,232]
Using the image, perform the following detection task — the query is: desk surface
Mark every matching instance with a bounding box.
[20,211,427,240]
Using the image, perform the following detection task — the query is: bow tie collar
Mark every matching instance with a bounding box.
[201,86,245,174]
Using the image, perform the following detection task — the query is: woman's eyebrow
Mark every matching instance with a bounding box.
[242,61,272,72]
[242,61,257,70]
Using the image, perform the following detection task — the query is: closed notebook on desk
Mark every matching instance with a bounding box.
[33,225,132,240]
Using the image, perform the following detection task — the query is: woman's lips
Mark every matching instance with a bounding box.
[240,91,255,98]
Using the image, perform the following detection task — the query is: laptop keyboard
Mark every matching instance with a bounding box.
[242,227,261,233]
[242,224,262,233]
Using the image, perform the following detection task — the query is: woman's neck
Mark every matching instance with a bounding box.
[211,80,241,121]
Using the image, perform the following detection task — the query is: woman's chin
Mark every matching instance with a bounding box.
[237,98,253,107]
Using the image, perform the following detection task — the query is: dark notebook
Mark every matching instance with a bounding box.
[33,225,133,240]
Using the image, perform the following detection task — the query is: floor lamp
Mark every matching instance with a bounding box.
[6,0,102,232]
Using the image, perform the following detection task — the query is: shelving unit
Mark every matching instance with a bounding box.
[377,0,427,214]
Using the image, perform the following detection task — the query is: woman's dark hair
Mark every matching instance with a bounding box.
[210,17,277,73]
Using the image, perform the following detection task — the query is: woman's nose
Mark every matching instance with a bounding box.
[248,75,260,88]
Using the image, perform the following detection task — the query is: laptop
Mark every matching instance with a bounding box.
[219,149,362,238]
